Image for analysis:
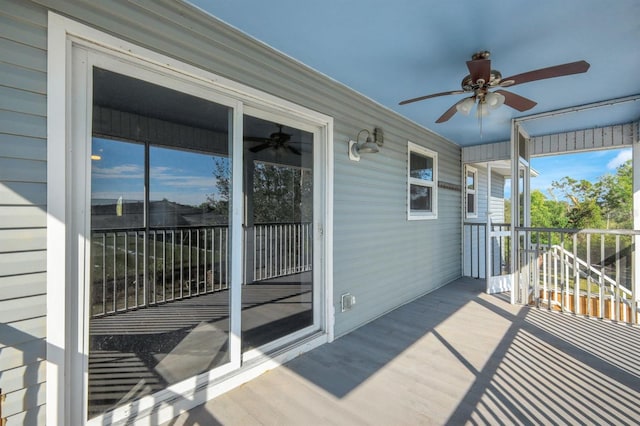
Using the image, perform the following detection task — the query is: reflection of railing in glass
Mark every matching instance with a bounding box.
[91,222,313,318]
[250,222,313,282]
[91,226,229,318]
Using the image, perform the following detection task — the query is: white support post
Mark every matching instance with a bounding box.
[632,124,639,323]
[510,120,519,304]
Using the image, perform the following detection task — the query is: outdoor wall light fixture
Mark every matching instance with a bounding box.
[349,127,383,161]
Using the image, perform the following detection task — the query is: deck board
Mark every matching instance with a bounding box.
[165,277,640,425]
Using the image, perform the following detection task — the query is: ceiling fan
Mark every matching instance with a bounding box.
[245,124,302,155]
[399,51,590,123]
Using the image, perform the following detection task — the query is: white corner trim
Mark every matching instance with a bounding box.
[46,11,71,426]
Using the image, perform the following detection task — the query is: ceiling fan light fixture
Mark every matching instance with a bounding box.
[456,97,475,115]
[485,91,505,109]
[476,102,491,118]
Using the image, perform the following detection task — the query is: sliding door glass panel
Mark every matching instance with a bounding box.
[242,115,314,352]
[89,68,231,418]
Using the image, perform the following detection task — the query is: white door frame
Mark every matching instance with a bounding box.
[47,13,334,425]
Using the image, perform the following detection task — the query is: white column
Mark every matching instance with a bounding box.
[633,125,639,322]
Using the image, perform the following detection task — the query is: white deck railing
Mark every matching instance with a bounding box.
[91,222,312,318]
[515,227,639,325]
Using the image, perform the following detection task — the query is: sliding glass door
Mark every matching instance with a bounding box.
[241,114,316,354]
[85,66,323,419]
[89,68,232,417]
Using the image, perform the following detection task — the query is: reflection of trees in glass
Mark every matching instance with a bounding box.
[205,157,230,221]
[207,158,312,224]
[253,162,312,223]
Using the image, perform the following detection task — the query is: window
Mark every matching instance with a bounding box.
[408,142,437,220]
[465,165,477,218]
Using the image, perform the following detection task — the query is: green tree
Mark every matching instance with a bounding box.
[595,160,632,228]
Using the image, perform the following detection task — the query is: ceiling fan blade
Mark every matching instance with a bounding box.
[494,89,537,112]
[435,98,469,123]
[287,145,302,155]
[399,90,465,105]
[466,59,491,83]
[500,60,590,87]
[249,143,271,153]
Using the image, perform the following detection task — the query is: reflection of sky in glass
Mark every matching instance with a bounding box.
[91,137,226,207]
[150,146,224,206]
[91,138,144,205]
[410,153,433,181]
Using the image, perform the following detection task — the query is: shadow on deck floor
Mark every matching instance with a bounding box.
[164,277,640,425]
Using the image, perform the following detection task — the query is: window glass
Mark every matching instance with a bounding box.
[410,184,432,212]
[408,142,437,220]
[467,171,475,190]
[467,193,475,214]
[410,153,433,181]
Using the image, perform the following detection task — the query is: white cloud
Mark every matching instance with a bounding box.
[606,149,632,170]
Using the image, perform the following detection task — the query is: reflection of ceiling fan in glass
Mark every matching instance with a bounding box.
[245,124,302,155]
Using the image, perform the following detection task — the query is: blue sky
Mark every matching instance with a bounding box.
[530,148,632,197]
[503,148,631,199]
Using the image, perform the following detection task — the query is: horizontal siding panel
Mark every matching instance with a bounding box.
[0,61,46,94]
[0,206,46,228]
[0,295,46,323]
[0,110,47,139]
[5,405,45,426]
[0,250,46,277]
[0,337,45,371]
[0,36,46,72]
[0,272,46,300]
[3,382,46,418]
[0,12,47,50]
[0,317,46,349]
[0,157,47,182]
[0,133,46,161]
[1,0,48,27]
[0,182,47,205]
[0,85,46,116]
[0,228,46,252]
[0,360,46,394]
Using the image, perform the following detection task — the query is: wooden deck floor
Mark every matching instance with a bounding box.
[163,277,640,425]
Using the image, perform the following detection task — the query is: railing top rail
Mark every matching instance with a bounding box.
[91,224,230,233]
[515,226,640,236]
[254,221,312,226]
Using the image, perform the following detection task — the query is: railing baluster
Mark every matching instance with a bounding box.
[600,234,605,319]
[171,230,175,300]
[112,232,117,314]
[102,233,106,316]
[586,233,591,317]
[124,232,128,311]
[162,230,166,303]
[615,235,620,322]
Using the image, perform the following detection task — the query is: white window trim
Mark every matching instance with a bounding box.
[407,141,438,220]
[465,165,478,218]
[47,12,335,426]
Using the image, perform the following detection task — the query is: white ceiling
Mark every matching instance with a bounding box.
[187,0,640,147]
